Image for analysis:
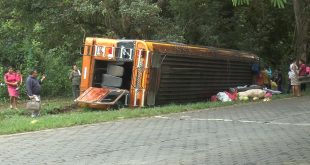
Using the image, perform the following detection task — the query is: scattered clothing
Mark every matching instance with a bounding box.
[216,92,231,102]
[263,88,282,95]
[238,89,266,99]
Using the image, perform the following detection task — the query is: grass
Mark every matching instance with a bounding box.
[0,91,308,135]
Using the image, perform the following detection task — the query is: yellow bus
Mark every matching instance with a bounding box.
[76,37,259,109]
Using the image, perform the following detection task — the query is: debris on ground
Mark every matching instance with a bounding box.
[213,85,282,103]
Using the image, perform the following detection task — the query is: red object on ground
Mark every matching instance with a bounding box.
[211,95,218,102]
[225,90,238,101]
[265,92,272,98]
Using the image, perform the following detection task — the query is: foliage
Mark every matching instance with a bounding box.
[119,0,162,38]
[0,0,307,99]
[232,0,288,8]
[40,48,72,96]
[232,0,310,61]
[170,0,295,67]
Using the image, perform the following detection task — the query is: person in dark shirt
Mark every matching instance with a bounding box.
[26,69,46,117]
[273,69,283,92]
[299,59,307,91]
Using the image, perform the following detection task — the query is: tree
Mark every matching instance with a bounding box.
[0,0,182,97]
[232,0,288,8]
[0,0,303,98]
[292,0,310,61]
[232,0,310,61]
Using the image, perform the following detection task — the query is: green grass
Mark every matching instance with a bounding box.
[0,101,235,135]
[0,91,308,135]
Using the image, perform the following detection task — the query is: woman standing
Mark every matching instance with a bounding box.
[69,64,81,99]
[4,67,19,109]
[290,60,301,96]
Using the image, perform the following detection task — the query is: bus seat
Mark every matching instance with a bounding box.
[102,74,123,87]
[107,64,124,77]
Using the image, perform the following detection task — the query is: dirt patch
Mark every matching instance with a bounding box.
[49,103,80,114]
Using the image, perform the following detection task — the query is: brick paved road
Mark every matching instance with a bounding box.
[0,97,310,165]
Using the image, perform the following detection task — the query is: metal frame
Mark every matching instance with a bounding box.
[75,87,129,105]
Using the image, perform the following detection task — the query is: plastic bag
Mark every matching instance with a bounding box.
[225,91,237,101]
[271,81,278,90]
[26,100,41,110]
[216,92,232,102]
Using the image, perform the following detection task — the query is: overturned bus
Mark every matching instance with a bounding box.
[75,37,259,109]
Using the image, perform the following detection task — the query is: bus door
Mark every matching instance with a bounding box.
[75,87,129,106]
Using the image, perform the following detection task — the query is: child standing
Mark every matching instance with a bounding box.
[15,70,23,91]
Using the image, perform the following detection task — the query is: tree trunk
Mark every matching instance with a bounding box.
[293,0,309,62]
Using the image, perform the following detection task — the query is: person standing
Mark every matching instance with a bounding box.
[26,69,46,117]
[251,63,260,84]
[262,67,271,89]
[287,66,292,94]
[277,70,283,92]
[299,59,307,91]
[267,66,272,79]
[4,67,19,109]
[273,69,283,92]
[15,70,23,91]
[290,60,301,96]
[69,64,81,99]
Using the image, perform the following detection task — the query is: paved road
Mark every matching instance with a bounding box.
[0,97,310,165]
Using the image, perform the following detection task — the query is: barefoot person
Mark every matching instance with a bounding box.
[4,67,19,109]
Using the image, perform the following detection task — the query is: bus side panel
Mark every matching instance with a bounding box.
[154,53,255,105]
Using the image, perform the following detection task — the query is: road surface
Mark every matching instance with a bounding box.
[0,96,309,165]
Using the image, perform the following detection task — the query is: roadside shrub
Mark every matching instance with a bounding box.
[39,48,72,97]
[0,86,8,103]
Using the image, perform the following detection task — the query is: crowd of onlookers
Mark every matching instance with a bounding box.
[1,67,46,117]
[287,59,308,96]
[253,59,309,97]
[1,64,81,117]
